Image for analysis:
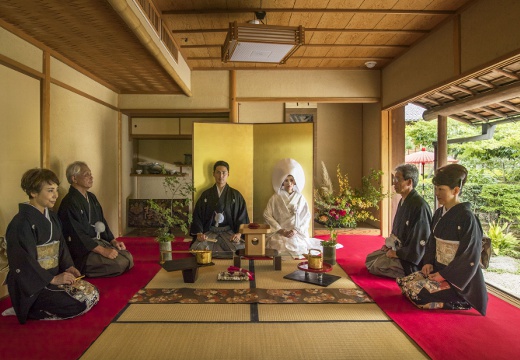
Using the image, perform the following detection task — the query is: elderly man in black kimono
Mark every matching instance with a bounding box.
[58,161,133,277]
[190,160,249,257]
[4,168,98,324]
[397,164,488,315]
[366,164,432,278]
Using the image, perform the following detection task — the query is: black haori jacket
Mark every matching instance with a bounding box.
[423,202,488,315]
[190,184,249,243]
[58,186,115,269]
[392,189,432,266]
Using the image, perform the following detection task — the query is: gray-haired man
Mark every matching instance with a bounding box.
[58,161,133,277]
[366,164,432,278]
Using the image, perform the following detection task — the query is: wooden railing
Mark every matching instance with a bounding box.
[135,0,179,62]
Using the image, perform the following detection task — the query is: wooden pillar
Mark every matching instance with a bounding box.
[41,51,51,168]
[381,110,390,237]
[229,70,238,123]
[117,111,122,236]
[437,115,448,169]
[381,106,405,237]
[389,107,405,236]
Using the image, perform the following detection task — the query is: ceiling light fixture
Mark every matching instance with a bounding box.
[222,20,305,64]
[365,61,377,69]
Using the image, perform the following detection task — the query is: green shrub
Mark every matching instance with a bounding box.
[479,184,520,224]
[485,221,520,257]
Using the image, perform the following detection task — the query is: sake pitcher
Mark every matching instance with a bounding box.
[304,248,323,269]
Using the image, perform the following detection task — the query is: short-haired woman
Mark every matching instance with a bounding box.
[3,168,99,324]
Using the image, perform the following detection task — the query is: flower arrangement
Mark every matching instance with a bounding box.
[314,162,385,229]
[321,227,338,247]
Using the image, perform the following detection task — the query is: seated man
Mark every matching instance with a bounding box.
[58,161,133,277]
[365,164,432,278]
[190,160,249,257]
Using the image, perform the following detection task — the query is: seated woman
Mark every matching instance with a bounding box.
[396,164,488,315]
[263,158,322,257]
[3,168,99,324]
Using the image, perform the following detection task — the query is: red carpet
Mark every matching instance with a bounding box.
[331,234,520,360]
[0,236,171,360]
[3,235,518,359]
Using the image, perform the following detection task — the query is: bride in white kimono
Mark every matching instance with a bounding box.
[263,158,323,257]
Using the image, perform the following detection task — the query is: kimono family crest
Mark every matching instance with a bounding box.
[314,162,385,229]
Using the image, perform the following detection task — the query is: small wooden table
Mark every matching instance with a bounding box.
[160,257,199,283]
[283,261,341,287]
[233,248,282,270]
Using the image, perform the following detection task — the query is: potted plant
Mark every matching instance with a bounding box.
[321,227,338,265]
[148,171,196,261]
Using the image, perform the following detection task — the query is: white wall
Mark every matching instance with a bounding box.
[238,102,285,123]
[50,84,120,234]
[237,70,380,98]
[0,65,41,234]
[119,71,229,109]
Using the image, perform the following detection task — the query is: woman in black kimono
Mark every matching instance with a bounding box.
[397,164,488,315]
[4,168,99,324]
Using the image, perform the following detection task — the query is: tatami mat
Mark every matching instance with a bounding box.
[118,304,251,322]
[257,303,389,321]
[117,303,386,322]
[81,322,427,360]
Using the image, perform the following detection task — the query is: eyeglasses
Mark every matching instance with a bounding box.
[392,175,406,184]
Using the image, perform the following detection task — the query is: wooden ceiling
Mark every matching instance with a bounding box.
[0,0,185,94]
[1,0,519,125]
[159,0,473,70]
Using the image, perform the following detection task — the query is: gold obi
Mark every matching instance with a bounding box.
[36,241,60,270]
[435,237,459,266]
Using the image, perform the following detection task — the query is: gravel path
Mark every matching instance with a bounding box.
[483,256,520,298]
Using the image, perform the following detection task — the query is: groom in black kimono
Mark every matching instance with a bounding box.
[58,161,133,277]
[366,164,432,278]
[190,160,249,257]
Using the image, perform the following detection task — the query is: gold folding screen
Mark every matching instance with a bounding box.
[193,122,314,230]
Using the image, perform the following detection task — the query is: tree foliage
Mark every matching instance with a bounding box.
[405,118,520,230]
[479,184,520,223]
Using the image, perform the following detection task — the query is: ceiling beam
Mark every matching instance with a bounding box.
[482,106,507,118]
[493,68,519,80]
[422,81,520,120]
[451,85,475,95]
[499,101,520,112]
[181,44,408,49]
[462,110,489,122]
[187,56,393,61]
[436,91,456,101]
[171,28,428,34]
[470,78,496,89]
[448,114,474,125]
[163,8,455,16]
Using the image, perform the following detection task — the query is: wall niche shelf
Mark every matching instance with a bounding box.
[130,173,189,177]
